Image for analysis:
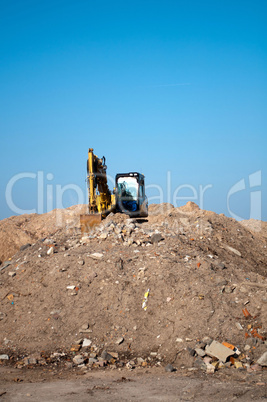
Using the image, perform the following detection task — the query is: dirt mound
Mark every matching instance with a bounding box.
[0,202,266,372]
[178,201,200,212]
[0,205,87,264]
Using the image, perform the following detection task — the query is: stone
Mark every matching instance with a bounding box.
[99,233,107,239]
[20,243,31,251]
[81,323,89,330]
[195,348,206,357]
[89,357,97,364]
[206,363,215,374]
[165,364,175,372]
[257,351,267,366]
[176,338,183,343]
[203,356,212,365]
[225,245,241,257]
[137,357,144,365]
[47,246,54,256]
[89,253,103,259]
[71,344,81,352]
[108,352,119,359]
[194,357,207,371]
[73,355,85,365]
[78,259,85,265]
[0,354,9,360]
[234,361,243,369]
[187,347,195,356]
[213,261,226,269]
[235,322,243,330]
[8,272,16,277]
[205,340,235,363]
[244,344,251,351]
[150,233,164,244]
[202,336,213,346]
[101,350,113,362]
[116,337,124,345]
[82,338,92,348]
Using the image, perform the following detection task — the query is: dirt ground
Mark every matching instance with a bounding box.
[0,365,266,401]
[0,202,266,400]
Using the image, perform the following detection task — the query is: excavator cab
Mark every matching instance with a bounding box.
[115,172,148,217]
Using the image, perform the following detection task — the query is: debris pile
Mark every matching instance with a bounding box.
[0,202,266,377]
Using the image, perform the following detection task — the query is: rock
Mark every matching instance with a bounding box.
[195,348,206,357]
[137,357,144,365]
[206,363,215,374]
[194,357,207,371]
[20,243,31,251]
[101,350,113,362]
[165,363,175,372]
[235,322,243,330]
[108,352,119,359]
[78,259,85,265]
[89,253,103,259]
[99,233,107,239]
[205,340,235,363]
[202,337,213,346]
[212,261,226,269]
[225,245,242,257]
[116,337,124,345]
[150,233,164,244]
[234,361,243,369]
[0,354,9,360]
[47,247,54,256]
[244,344,251,351]
[224,285,235,294]
[71,344,81,352]
[81,323,89,330]
[257,351,267,366]
[126,361,134,370]
[203,356,212,365]
[8,272,16,277]
[187,347,195,357]
[89,357,98,364]
[73,355,85,365]
[176,338,183,343]
[82,338,92,348]
[0,312,6,320]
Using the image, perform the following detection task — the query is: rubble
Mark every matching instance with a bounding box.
[0,202,266,379]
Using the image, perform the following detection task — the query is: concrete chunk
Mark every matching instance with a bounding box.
[257,351,267,367]
[205,340,235,363]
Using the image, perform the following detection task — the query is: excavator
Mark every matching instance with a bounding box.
[80,148,148,233]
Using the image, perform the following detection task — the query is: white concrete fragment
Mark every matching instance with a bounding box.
[82,338,92,348]
[205,340,235,362]
[89,253,103,259]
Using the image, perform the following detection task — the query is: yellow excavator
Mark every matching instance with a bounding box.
[80,148,148,233]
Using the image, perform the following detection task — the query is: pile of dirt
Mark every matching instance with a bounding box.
[0,202,266,373]
[0,204,87,264]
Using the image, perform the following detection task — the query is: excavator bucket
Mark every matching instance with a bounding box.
[80,214,102,234]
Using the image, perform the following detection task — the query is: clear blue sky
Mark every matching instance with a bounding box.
[0,0,266,221]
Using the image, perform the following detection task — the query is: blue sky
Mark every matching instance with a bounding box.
[0,0,266,221]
